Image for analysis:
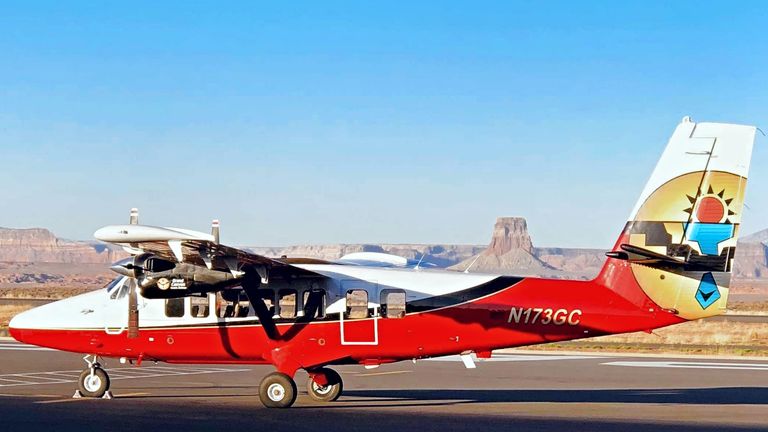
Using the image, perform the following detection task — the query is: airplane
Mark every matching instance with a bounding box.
[9,117,757,408]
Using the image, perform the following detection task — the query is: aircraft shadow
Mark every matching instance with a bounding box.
[337,387,768,406]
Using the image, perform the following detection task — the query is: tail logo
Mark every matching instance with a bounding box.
[682,186,737,256]
[694,272,721,309]
[683,187,736,224]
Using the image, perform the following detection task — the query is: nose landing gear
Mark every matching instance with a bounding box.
[74,354,112,399]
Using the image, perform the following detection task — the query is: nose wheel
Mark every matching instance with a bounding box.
[306,367,343,402]
[258,372,297,408]
[78,367,110,398]
[75,354,111,399]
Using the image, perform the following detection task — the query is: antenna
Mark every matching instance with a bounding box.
[463,254,482,274]
[212,219,220,244]
[129,208,139,225]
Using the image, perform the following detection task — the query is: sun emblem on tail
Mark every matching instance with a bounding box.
[683,185,736,224]
[682,186,736,256]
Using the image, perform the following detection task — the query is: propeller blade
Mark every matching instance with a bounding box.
[127,278,140,339]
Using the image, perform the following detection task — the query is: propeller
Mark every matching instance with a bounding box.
[116,209,222,339]
[127,277,139,338]
[126,209,142,339]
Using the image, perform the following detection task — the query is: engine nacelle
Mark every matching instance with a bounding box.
[111,254,240,298]
[138,275,240,299]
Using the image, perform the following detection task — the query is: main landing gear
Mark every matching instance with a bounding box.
[306,367,343,402]
[75,355,112,399]
[258,368,343,408]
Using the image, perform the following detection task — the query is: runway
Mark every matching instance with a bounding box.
[1,341,767,431]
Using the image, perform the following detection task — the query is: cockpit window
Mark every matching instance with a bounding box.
[106,277,128,300]
[105,277,124,294]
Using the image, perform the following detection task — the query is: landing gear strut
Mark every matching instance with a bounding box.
[258,372,297,408]
[306,368,343,402]
[76,354,111,398]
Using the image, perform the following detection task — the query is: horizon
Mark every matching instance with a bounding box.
[2,219,767,251]
[2,2,766,248]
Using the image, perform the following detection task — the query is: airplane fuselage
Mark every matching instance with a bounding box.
[10,260,683,373]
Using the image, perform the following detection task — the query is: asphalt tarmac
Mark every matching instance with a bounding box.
[1,340,767,431]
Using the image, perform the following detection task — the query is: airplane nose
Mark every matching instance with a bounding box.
[8,309,32,343]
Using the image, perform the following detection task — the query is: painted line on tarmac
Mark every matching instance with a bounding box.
[604,360,768,371]
[427,353,605,362]
[356,370,413,377]
[0,343,53,351]
[0,366,251,388]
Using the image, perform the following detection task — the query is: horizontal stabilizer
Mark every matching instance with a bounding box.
[619,244,687,267]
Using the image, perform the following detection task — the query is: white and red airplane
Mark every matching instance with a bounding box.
[10,118,757,408]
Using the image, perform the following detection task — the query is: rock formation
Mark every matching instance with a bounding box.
[451,217,565,277]
[0,228,122,264]
[487,217,533,255]
[733,229,768,280]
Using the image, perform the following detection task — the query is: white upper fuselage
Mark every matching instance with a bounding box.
[9,264,502,332]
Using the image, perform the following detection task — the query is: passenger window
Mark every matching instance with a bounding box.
[256,289,275,317]
[233,292,250,317]
[165,298,184,318]
[215,292,228,318]
[216,291,234,318]
[380,289,406,318]
[190,295,210,318]
[278,290,297,319]
[303,289,326,319]
[215,290,248,318]
[345,289,369,319]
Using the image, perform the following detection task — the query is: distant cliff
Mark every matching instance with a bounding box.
[248,244,485,268]
[0,228,124,288]
[0,228,122,264]
[733,229,768,280]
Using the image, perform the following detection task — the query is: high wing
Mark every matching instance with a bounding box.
[94,211,331,341]
[94,221,328,281]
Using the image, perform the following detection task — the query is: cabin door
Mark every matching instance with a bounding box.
[339,280,378,345]
[103,277,129,335]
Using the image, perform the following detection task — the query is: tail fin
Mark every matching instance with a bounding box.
[602,117,757,320]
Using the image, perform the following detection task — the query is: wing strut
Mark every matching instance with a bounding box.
[241,273,280,340]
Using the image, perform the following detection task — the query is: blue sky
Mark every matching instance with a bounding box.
[0,1,766,248]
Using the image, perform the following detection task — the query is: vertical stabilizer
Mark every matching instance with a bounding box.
[602,117,756,320]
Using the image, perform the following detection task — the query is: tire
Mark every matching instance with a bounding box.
[259,372,297,408]
[78,368,110,398]
[306,368,343,402]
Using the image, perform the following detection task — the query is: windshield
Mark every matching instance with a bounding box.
[105,276,125,294]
